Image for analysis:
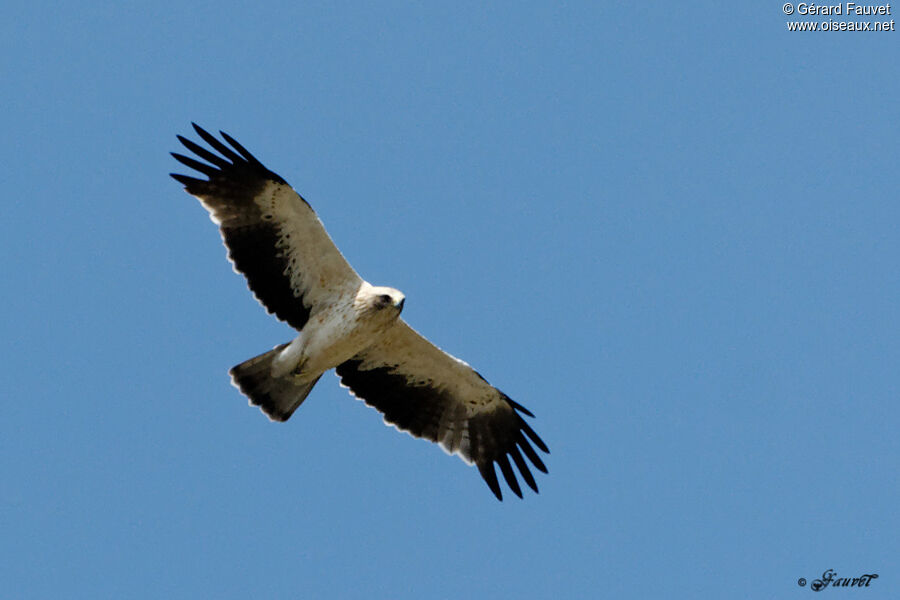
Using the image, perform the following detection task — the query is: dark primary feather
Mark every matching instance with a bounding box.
[170,124,312,330]
[335,359,549,501]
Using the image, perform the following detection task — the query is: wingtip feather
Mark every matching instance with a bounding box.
[509,445,538,493]
[506,397,535,418]
[517,432,548,474]
[219,130,260,164]
[496,455,523,499]
[170,173,201,187]
[478,462,503,501]
[519,417,550,454]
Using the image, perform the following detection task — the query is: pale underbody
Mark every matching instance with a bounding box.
[270,282,405,380]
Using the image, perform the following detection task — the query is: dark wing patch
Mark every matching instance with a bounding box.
[171,124,312,330]
[336,358,549,501]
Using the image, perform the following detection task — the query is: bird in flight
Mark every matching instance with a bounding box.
[171,124,548,500]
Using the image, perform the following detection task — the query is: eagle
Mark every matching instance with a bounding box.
[171,124,548,500]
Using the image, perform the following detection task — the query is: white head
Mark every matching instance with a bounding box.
[365,286,406,319]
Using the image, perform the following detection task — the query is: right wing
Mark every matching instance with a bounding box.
[336,320,549,500]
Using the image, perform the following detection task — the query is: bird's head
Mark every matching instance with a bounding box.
[369,286,406,317]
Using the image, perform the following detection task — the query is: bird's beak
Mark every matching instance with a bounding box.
[397,297,405,311]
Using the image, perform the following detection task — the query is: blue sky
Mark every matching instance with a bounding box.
[2,2,897,598]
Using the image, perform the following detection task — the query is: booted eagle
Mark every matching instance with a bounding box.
[171,124,548,500]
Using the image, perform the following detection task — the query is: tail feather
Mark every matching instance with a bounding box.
[229,343,322,422]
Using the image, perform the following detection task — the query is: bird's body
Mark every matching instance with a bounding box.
[271,283,405,380]
[171,124,548,500]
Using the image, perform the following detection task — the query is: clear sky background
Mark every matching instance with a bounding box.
[2,2,897,598]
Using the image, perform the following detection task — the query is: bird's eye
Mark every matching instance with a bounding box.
[379,294,392,304]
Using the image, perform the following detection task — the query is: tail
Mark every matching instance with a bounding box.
[229,343,323,422]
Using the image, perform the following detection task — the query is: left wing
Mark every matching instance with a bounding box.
[336,320,549,500]
[171,124,362,332]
